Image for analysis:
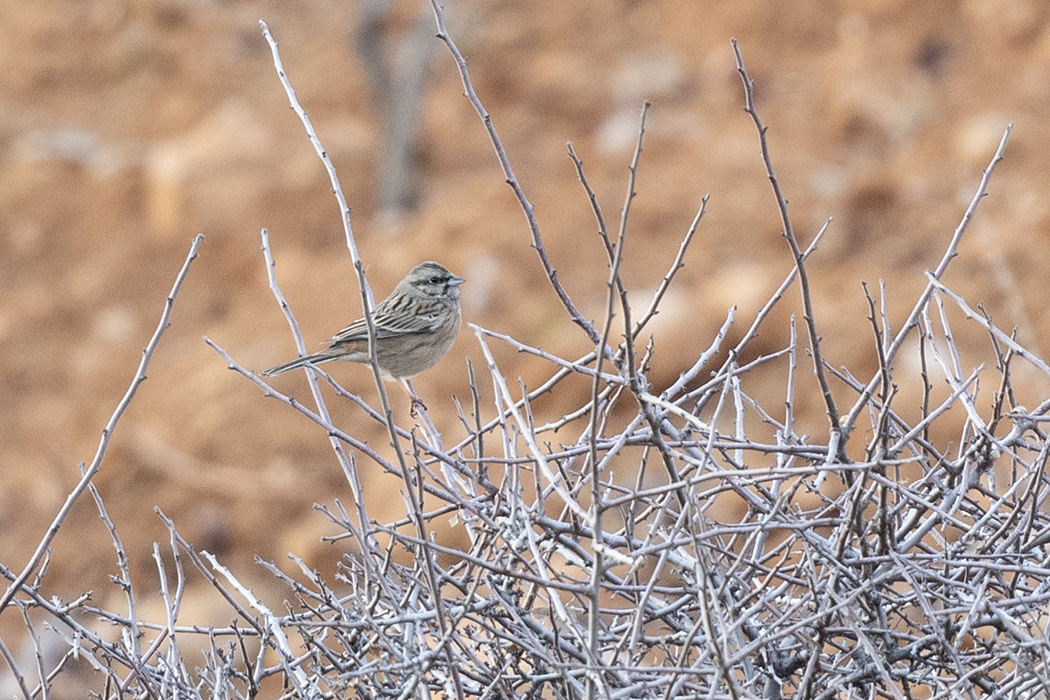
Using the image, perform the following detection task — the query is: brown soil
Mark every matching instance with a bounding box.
[2,0,1050,670]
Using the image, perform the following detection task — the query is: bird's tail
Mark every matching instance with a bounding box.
[261,352,337,376]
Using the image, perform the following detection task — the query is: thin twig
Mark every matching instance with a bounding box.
[0,234,204,614]
[260,228,377,558]
[842,124,1013,438]
[427,1,603,348]
[732,39,843,460]
[259,19,406,491]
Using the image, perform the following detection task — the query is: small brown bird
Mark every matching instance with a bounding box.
[263,261,464,388]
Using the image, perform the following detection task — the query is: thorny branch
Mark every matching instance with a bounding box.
[2,21,1042,700]
[732,39,844,464]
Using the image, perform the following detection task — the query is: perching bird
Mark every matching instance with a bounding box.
[263,261,464,388]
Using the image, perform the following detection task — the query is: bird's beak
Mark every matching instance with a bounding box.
[450,274,465,286]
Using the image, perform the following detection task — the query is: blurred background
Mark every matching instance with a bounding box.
[2,0,1049,658]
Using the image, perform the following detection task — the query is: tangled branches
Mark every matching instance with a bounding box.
[3,11,1049,700]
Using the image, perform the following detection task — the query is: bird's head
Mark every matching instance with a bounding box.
[406,261,465,300]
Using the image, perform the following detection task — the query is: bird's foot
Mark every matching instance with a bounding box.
[410,396,428,417]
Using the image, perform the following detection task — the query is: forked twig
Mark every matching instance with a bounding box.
[259,19,407,476]
[0,234,204,615]
[842,124,1013,438]
[8,22,1045,700]
[732,39,843,460]
[260,228,369,512]
[427,0,603,349]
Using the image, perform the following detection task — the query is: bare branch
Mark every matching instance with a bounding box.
[732,39,843,459]
[427,1,604,348]
[0,234,204,615]
[842,124,1013,438]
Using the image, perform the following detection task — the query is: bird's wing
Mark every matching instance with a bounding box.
[374,306,446,334]
[328,308,444,344]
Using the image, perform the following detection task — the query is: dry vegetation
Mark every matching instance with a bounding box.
[4,5,1050,699]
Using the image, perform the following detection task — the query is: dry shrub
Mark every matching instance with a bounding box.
[3,11,1049,700]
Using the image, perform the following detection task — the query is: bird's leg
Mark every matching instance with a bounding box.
[400,378,426,416]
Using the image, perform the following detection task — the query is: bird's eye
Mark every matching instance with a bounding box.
[429,276,444,285]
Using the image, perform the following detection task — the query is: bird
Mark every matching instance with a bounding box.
[262,261,464,393]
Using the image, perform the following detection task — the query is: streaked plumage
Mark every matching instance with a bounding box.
[263,261,464,379]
